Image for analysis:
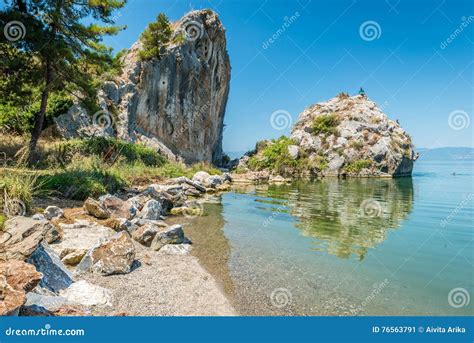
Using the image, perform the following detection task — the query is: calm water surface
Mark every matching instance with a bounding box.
[181,160,473,316]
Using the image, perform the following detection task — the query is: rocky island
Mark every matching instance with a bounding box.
[234,93,417,183]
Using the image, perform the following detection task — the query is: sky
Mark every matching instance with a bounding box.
[62,0,474,152]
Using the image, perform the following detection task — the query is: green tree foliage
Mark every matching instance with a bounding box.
[139,13,172,61]
[0,0,126,163]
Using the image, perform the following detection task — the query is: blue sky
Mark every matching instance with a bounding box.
[104,1,471,152]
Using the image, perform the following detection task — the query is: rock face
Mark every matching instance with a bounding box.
[1,217,53,260]
[290,94,415,177]
[77,231,135,275]
[55,9,231,164]
[0,260,42,316]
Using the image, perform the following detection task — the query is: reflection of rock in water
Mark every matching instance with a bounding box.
[167,201,237,298]
[253,178,414,260]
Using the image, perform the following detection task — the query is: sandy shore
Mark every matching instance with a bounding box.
[82,241,237,316]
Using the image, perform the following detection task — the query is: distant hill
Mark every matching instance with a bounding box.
[416,147,474,161]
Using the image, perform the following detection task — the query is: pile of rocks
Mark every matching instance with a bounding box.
[0,171,231,316]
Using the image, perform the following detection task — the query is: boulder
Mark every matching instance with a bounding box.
[137,199,162,220]
[1,217,52,260]
[76,231,135,276]
[288,145,299,159]
[99,194,138,219]
[158,244,192,255]
[59,280,112,307]
[103,217,136,232]
[84,197,110,219]
[27,244,73,293]
[0,276,26,316]
[131,223,159,247]
[43,206,64,220]
[150,224,186,251]
[192,171,211,185]
[174,176,206,192]
[50,220,115,261]
[0,260,42,316]
[32,214,46,220]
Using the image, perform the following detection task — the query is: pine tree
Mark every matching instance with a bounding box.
[0,0,126,164]
[139,13,172,61]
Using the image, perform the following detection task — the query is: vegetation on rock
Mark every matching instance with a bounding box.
[139,13,173,61]
[312,113,340,135]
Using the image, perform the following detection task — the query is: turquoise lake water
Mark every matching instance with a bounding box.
[183,160,473,316]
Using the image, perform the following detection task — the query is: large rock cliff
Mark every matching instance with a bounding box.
[55,10,231,164]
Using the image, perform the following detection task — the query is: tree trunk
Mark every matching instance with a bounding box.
[28,59,52,165]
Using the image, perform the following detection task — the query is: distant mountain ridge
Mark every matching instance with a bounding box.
[416,147,474,161]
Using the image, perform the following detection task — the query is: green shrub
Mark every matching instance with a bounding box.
[39,157,125,200]
[344,159,372,173]
[312,113,340,135]
[0,170,42,214]
[0,213,6,230]
[349,140,364,150]
[247,136,298,173]
[45,137,166,168]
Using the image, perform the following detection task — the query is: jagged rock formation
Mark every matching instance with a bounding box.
[236,93,416,178]
[55,9,231,164]
[291,94,415,177]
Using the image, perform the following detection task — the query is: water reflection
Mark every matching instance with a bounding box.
[251,178,414,260]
